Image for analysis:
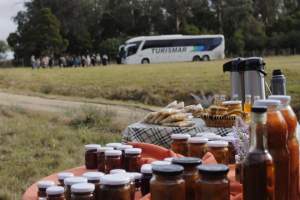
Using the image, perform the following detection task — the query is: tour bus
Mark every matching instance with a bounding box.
[118,34,225,64]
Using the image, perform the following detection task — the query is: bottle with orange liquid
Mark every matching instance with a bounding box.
[243,94,252,113]
[269,95,299,200]
[254,100,290,200]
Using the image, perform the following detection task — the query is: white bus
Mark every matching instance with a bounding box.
[118,34,225,64]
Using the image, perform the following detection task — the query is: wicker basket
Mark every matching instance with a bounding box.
[199,113,236,128]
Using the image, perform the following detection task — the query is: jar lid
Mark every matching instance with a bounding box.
[124,173,135,181]
[125,148,142,155]
[110,169,126,174]
[46,186,64,195]
[222,101,242,105]
[98,147,114,153]
[151,160,171,166]
[116,145,133,150]
[188,137,209,144]
[57,172,74,180]
[171,134,191,140]
[127,172,142,180]
[197,164,229,176]
[37,180,55,189]
[105,150,122,156]
[152,164,184,176]
[268,95,291,105]
[106,143,123,148]
[82,172,105,181]
[100,174,130,185]
[71,183,95,193]
[207,141,228,147]
[164,157,175,162]
[85,144,101,151]
[172,157,202,166]
[141,164,152,174]
[254,100,280,107]
[64,177,87,186]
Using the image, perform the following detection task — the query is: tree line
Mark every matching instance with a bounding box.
[7,0,300,65]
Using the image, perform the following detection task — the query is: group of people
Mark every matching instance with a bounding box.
[31,54,109,69]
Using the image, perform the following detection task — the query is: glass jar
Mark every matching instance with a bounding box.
[37,180,55,198]
[127,172,142,191]
[57,172,74,187]
[71,183,95,200]
[124,173,136,200]
[171,134,191,156]
[64,177,87,200]
[140,164,152,196]
[116,145,133,168]
[46,186,65,200]
[150,164,185,200]
[269,95,299,200]
[106,143,123,149]
[188,137,208,158]
[221,136,237,164]
[105,150,122,173]
[97,147,114,172]
[99,174,131,200]
[243,107,275,200]
[195,164,230,200]
[124,148,142,172]
[85,144,101,170]
[207,141,229,164]
[82,172,104,200]
[172,157,202,200]
[255,100,290,200]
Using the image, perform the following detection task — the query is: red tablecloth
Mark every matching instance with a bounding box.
[22,142,242,200]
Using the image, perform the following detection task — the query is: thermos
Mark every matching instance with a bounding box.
[271,69,286,95]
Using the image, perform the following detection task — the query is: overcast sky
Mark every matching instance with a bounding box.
[0,0,25,41]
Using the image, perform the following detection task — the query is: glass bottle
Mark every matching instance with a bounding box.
[150,164,185,200]
[243,106,275,200]
[254,100,290,200]
[172,157,202,200]
[244,94,252,113]
[269,95,299,200]
[195,164,230,200]
[46,186,65,200]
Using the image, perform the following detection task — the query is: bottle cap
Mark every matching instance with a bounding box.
[272,69,283,76]
[57,172,74,180]
[82,172,105,181]
[105,150,122,156]
[268,95,291,105]
[207,141,228,147]
[100,174,130,185]
[125,148,142,155]
[37,180,55,189]
[85,144,101,151]
[141,164,152,174]
[71,183,95,193]
[171,134,191,140]
[64,177,87,186]
[188,137,209,144]
[46,186,64,195]
[251,106,267,113]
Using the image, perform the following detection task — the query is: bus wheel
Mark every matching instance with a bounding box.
[141,58,150,64]
[202,55,210,61]
[192,56,201,62]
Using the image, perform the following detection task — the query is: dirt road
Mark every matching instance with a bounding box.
[0,92,150,124]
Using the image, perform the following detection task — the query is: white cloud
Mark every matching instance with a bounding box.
[0,0,25,41]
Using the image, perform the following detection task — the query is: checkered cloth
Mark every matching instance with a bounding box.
[122,118,233,148]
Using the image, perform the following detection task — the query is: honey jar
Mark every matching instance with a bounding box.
[150,164,185,200]
[57,172,74,187]
[105,150,122,173]
[171,134,191,156]
[124,148,142,172]
[188,137,208,158]
[82,172,104,200]
[99,174,131,200]
[46,186,65,200]
[221,136,237,164]
[116,145,133,168]
[207,141,229,164]
[64,177,87,200]
[140,164,152,196]
[85,144,101,170]
[71,183,95,200]
[195,164,230,200]
[37,180,55,198]
[97,147,114,172]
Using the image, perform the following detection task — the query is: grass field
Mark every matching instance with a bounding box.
[0,106,121,199]
[0,55,300,113]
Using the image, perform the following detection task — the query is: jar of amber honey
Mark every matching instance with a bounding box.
[99,174,131,200]
[150,164,185,200]
[71,183,95,200]
[105,150,122,173]
[172,157,202,200]
[64,177,87,200]
[46,186,65,200]
[141,164,152,196]
[116,145,133,168]
[171,134,191,156]
[82,172,104,200]
[124,148,142,172]
[221,136,237,164]
[207,141,229,164]
[188,137,208,158]
[195,164,230,200]
[97,147,114,172]
[37,180,55,198]
[57,172,74,187]
[85,144,101,170]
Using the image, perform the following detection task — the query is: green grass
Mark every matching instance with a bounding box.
[0,106,122,199]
